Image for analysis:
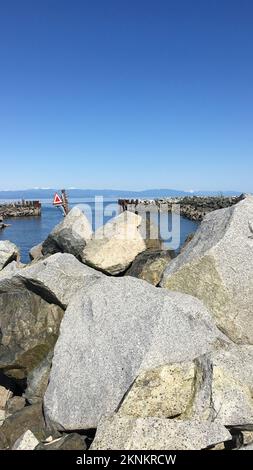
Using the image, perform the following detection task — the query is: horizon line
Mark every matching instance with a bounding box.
[0,187,245,193]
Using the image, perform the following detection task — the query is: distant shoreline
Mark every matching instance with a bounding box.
[0,188,244,200]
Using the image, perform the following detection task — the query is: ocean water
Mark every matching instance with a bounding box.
[0,199,199,263]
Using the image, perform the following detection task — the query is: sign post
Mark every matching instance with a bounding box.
[53,191,69,216]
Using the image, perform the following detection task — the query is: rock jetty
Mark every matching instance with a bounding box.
[0,200,41,219]
[1,197,253,450]
[119,194,246,221]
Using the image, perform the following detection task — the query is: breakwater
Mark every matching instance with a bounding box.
[1,198,253,450]
[118,194,246,221]
[0,200,41,219]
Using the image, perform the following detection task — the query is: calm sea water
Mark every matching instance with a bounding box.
[0,199,199,263]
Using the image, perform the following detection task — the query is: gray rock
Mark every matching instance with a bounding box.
[161,196,253,344]
[116,354,216,422]
[0,385,12,410]
[44,276,220,430]
[117,361,196,419]
[0,403,47,449]
[82,211,146,274]
[90,415,231,450]
[241,431,253,446]
[0,385,12,426]
[138,218,162,250]
[6,396,26,416]
[116,343,253,428]
[16,252,102,309]
[210,343,253,426]
[41,236,59,256]
[29,243,43,261]
[42,206,92,259]
[238,443,253,450]
[25,351,53,404]
[0,241,19,270]
[12,430,39,450]
[0,261,22,280]
[0,410,5,427]
[180,233,195,253]
[125,249,173,286]
[0,281,64,379]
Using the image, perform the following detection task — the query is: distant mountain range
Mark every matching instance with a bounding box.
[0,188,244,200]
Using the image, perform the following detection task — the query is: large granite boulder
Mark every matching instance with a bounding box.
[42,207,92,259]
[16,253,102,308]
[125,249,173,286]
[117,361,196,419]
[0,241,19,271]
[160,197,253,344]
[82,211,146,274]
[116,342,253,428]
[0,280,64,379]
[90,415,231,450]
[44,276,220,430]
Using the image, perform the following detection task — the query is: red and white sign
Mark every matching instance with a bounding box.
[53,192,63,206]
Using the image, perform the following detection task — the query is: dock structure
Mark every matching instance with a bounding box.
[0,200,41,219]
[118,194,246,222]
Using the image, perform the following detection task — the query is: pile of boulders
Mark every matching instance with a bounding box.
[1,198,253,450]
[123,194,246,221]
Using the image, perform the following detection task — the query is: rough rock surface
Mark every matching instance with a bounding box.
[82,211,146,274]
[44,276,221,430]
[210,343,253,426]
[0,410,5,427]
[29,243,43,261]
[116,342,253,428]
[0,404,47,449]
[0,241,19,271]
[0,281,64,379]
[161,197,253,344]
[0,261,23,280]
[180,233,195,253]
[16,252,102,308]
[0,385,12,410]
[0,385,12,426]
[90,415,231,450]
[6,396,26,416]
[239,443,253,450]
[42,206,92,259]
[125,249,173,286]
[138,218,162,250]
[25,351,53,404]
[12,430,39,450]
[117,362,196,419]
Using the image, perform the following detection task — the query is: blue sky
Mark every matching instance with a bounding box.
[0,0,252,191]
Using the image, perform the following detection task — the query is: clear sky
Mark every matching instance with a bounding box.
[0,0,252,191]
